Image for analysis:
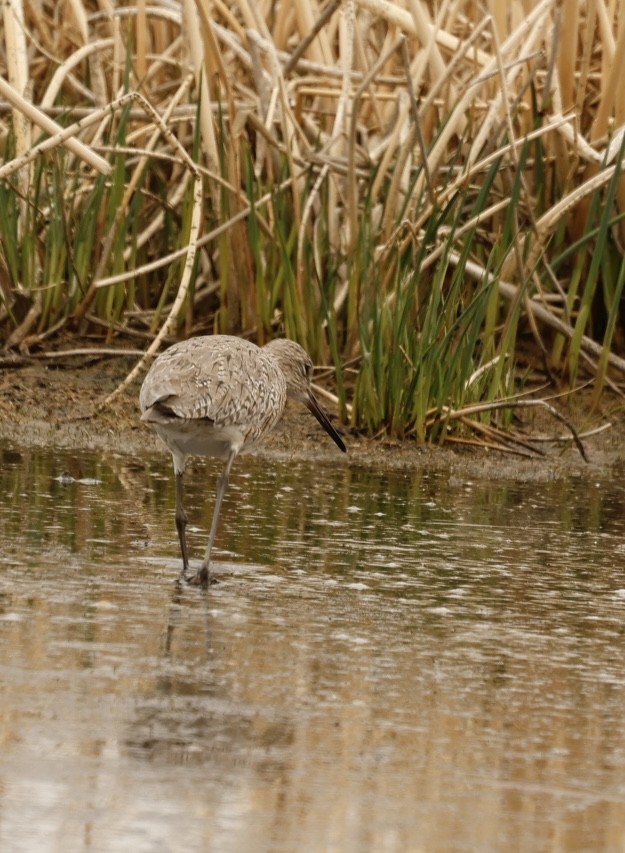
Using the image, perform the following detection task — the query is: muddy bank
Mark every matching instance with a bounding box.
[0,353,623,480]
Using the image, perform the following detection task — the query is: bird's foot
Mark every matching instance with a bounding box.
[186,566,217,588]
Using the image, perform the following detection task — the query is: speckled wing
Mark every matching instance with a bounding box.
[139,336,288,436]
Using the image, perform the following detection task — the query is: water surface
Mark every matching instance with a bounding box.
[2,443,625,852]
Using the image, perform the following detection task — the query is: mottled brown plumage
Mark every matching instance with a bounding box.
[140,335,346,586]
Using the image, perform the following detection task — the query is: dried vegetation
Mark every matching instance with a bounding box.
[1,0,625,452]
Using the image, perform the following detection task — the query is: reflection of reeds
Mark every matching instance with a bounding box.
[1,2,625,440]
[2,447,611,582]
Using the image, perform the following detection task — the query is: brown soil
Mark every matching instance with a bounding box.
[1,352,624,481]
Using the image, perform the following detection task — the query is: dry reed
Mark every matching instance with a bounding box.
[1,0,625,440]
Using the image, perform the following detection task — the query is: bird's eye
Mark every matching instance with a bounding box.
[303,362,312,379]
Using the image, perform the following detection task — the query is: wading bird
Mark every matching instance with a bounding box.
[140,335,346,587]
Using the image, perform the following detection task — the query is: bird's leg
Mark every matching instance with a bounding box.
[174,470,190,577]
[189,449,237,588]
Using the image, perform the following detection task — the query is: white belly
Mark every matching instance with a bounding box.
[153,420,248,461]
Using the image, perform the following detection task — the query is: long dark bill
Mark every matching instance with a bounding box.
[306,392,346,453]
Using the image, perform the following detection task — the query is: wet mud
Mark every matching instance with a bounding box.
[0,353,623,479]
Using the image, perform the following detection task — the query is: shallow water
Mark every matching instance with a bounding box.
[2,442,625,852]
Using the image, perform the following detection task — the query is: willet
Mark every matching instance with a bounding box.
[140,335,346,587]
